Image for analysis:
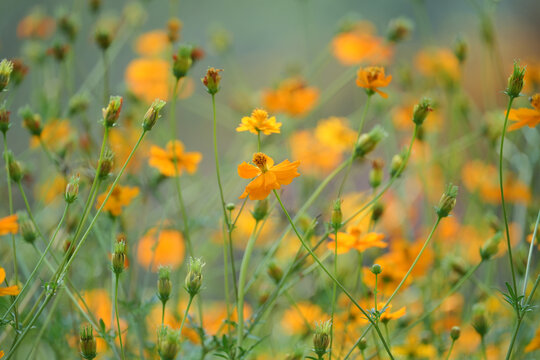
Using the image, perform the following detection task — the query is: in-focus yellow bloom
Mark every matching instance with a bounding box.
[0,215,18,236]
[149,140,202,177]
[327,225,386,254]
[236,109,282,135]
[507,94,540,131]
[0,267,20,296]
[356,66,392,98]
[96,185,140,216]
[238,152,300,200]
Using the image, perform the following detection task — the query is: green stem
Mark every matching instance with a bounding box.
[522,210,540,297]
[114,274,125,360]
[102,50,109,106]
[257,131,261,152]
[505,317,522,360]
[330,228,338,360]
[481,336,488,360]
[236,220,260,350]
[273,190,394,360]
[444,340,456,360]
[179,295,194,339]
[499,96,518,293]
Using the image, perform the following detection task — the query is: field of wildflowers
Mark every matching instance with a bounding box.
[0,0,539,359]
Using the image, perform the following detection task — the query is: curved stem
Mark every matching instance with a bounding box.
[179,295,194,339]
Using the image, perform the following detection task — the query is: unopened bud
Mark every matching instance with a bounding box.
[450,326,461,341]
[354,126,387,158]
[202,67,223,95]
[252,199,269,221]
[0,59,13,92]
[371,264,382,275]
[112,240,126,274]
[19,106,42,136]
[172,46,193,79]
[313,320,331,357]
[157,266,172,303]
[413,97,433,126]
[330,199,343,231]
[371,202,384,223]
[358,338,368,351]
[20,213,37,244]
[454,37,467,63]
[390,153,405,177]
[80,324,97,360]
[505,61,526,98]
[157,326,181,360]
[98,149,114,179]
[267,262,283,283]
[142,99,166,131]
[0,104,10,134]
[226,203,235,211]
[387,17,413,43]
[471,303,489,337]
[6,151,23,183]
[102,95,123,127]
[436,183,458,218]
[185,257,204,297]
[369,159,384,188]
[167,18,182,43]
[65,174,80,203]
[480,232,501,261]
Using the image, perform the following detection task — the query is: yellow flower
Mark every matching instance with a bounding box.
[0,215,18,236]
[314,117,356,152]
[148,140,202,177]
[36,175,66,204]
[507,94,540,131]
[238,152,300,200]
[290,130,342,177]
[135,30,169,57]
[0,267,20,296]
[96,185,140,216]
[281,302,325,335]
[327,225,386,254]
[393,335,437,358]
[262,77,319,118]
[236,109,282,135]
[380,305,406,322]
[30,119,73,151]
[331,22,392,66]
[137,227,185,271]
[125,58,170,103]
[356,66,392,98]
[415,48,460,83]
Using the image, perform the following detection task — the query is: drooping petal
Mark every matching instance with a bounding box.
[270,160,300,185]
[238,162,261,179]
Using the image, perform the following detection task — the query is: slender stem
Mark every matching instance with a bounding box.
[26,290,62,359]
[179,295,194,339]
[374,273,379,313]
[161,300,166,327]
[525,274,540,305]
[444,340,456,360]
[39,138,61,170]
[102,50,109,106]
[17,181,45,238]
[273,190,394,360]
[505,317,522,360]
[114,274,125,360]
[523,210,540,297]
[481,337,488,360]
[330,228,338,360]
[236,220,260,350]
[499,96,518,293]
[257,131,261,152]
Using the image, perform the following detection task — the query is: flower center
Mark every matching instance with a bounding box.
[365,67,382,82]
[252,152,269,171]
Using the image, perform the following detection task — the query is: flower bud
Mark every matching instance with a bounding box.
[47,42,70,62]
[0,59,13,92]
[64,174,80,203]
[185,257,205,297]
[454,36,467,63]
[471,303,489,337]
[6,151,23,183]
[19,213,37,244]
[330,199,343,231]
[98,149,114,179]
[313,320,331,357]
[371,202,384,223]
[142,99,166,131]
[167,18,182,43]
[369,159,384,188]
[94,27,113,50]
[252,199,269,221]
[387,17,413,43]
[505,61,526,98]
[354,125,387,158]
[0,104,10,134]
[480,232,501,261]
[19,106,43,136]
[80,324,97,360]
[89,0,101,13]
[412,97,433,126]
[435,183,458,218]
[202,67,223,95]
[58,13,79,42]
[112,239,126,274]
[157,326,181,360]
[371,264,382,275]
[226,203,235,211]
[10,59,29,87]
[390,153,405,177]
[102,95,123,127]
[450,326,461,341]
[172,46,193,79]
[157,266,172,303]
[267,262,283,284]
[358,338,368,351]
[69,93,90,116]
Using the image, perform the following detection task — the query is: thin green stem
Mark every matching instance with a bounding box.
[114,274,125,360]
[499,96,518,293]
[273,190,394,360]
[506,317,523,360]
[257,131,261,152]
[179,295,194,339]
[102,50,109,106]
[523,210,540,297]
[481,337,488,360]
[444,340,456,360]
[330,228,338,360]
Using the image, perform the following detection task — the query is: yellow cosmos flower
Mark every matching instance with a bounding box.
[0,215,18,236]
[0,267,20,296]
[236,108,282,135]
[148,140,202,177]
[507,93,540,131]
[96,185,140,216]
[356,66,392,98]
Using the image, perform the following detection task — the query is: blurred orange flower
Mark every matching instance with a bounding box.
[281,302,325,335]
[135,30,169,56]
[356,66,392,98]
[17,11,55,39]
[526,327,540,352]
[149,140,202,177]
[0,215,18,236]
[137,228,185,271]
[109,123,150,174]
[236,108,281,135]
[125,58,170,103]
[415,48,460,84]
[331,21,392,65]
[314,117,356,152]
[30,119,74,151]
[290,130,342,177]
[36,175,66,204]
[380,305,406,322]
[0,267,20,296]
[327,225,386,254]
[507,93,540,131]
[238,152,300,200]
[262,77,319,118]
[96,185,140,216]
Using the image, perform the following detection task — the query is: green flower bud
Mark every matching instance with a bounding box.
[267,262,283,284]
[313,320,331,357]
[80,324,97,360]
[479,232,502,261]
[371,264,382,275]
[19,213,37,244]
[371,202,384,223]
[435,183,458,218]
[369,159,384,188]
[19,106,43,136]
[358,338,368,351]
[387,17,413,43]
[98,149,114,179]
[251,199,269,221]
[102,95,123,127]
[112,240,126,274]
[202,67,223,95]
[454,36,468,63]
[505,61,526,98]
[157,325,181,360]
[412,97,433,126]
[354,125,387,158]
[6,151,23,183]
[0,59,13,92]
[65,174,80,204]
[185,257,204,297]
[450,326,461,341]
[330,199,343,231]
[472,303,489,337]
[0,104,10,134]
[142,99,166,131]
[157,266,172,303]
[172,46,193,79]
[390,153,405,177]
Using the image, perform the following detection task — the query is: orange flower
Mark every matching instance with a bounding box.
[525,327,540,352]
[237,152,300,200]
[36,175,66,204]
[331,23,392,66]
[0,267,20,296]
[17,11,55,39]
[262,77,319,117]
[415,48,460,84]
[30,119,73,151]
[109,123,150,174]
[96,185,140,216]
[314,117,356,152]
[281,302,325,335]
[0,215,18,236]
[290,130,342,177]
[149,140,202,177]
[135,30,169,56]
[327,225,386,254]
[137,228,185,271]
[125,58,170,103]
[507,94,540,131]
[356,66,392,98]
[380,305,406,322]
[236,109,282,135]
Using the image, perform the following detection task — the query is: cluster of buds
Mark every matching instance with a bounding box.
[505,61,526,98]
[201,67,223,95]
[157,326,181,360]
[19,213,37,244]
[65,174,80,204]
[102,95,123,127]
[184,257,204,297]
[98,149,114,179]
[369,159,384,188]
[112,238,126,275]
[6,151,23,183]
[251,198,268,221]
[435,183,458,218]
[330,199,342,232]
[167,18,182,43]
[19,106,43,136]
[143,99,166,131]
[387,17,413,43]
[354,126,387,158]
[157,266,172,304]
[0,103,10,134]
[313,320,331,358]
[412,97,433,126]
[0,59,13,92]
[79,324,97,359]
[172,46,193,79]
